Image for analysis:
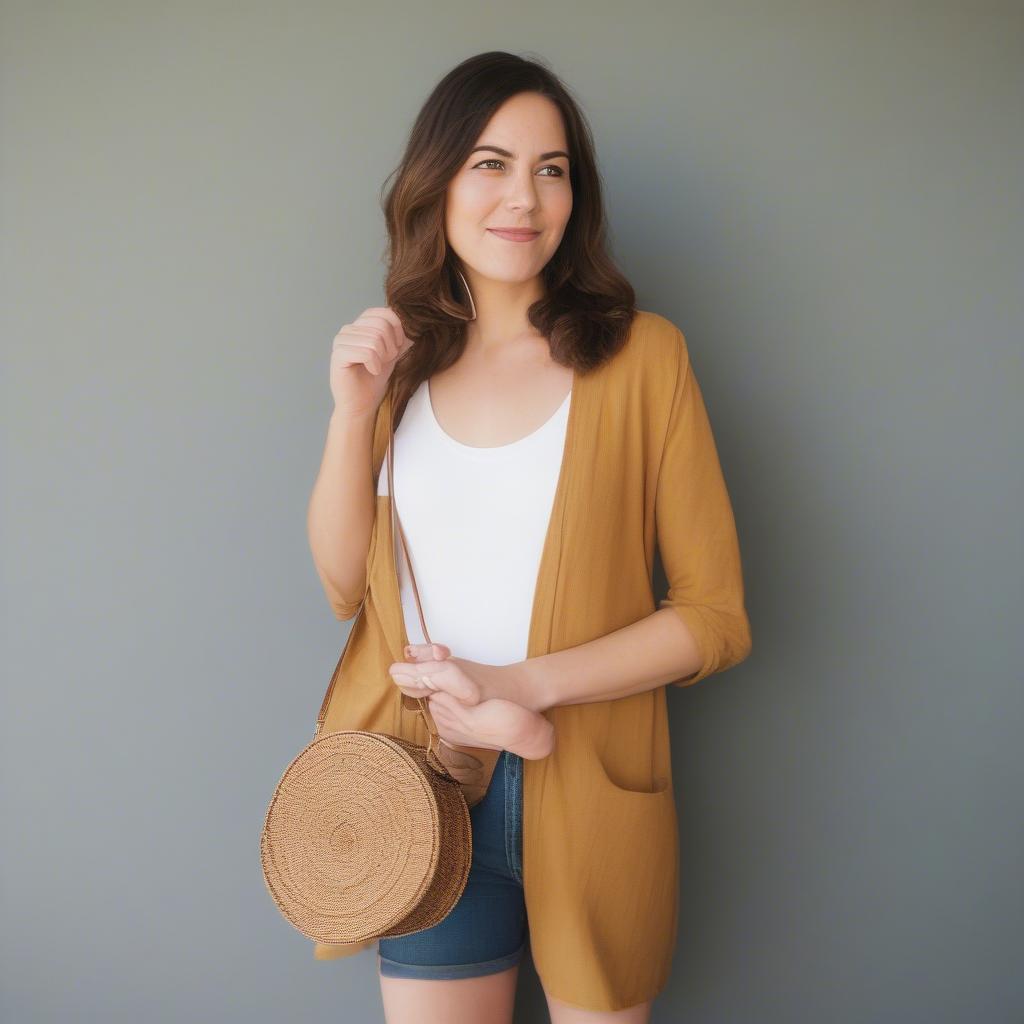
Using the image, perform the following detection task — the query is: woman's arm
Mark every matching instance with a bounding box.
[497,607,705,711]
[394,604,706,713]
[307,408,378,620]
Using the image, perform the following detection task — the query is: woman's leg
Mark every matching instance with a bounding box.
[376,750,528,1022]
[544,991,654,1024]
[379,961,520,1024]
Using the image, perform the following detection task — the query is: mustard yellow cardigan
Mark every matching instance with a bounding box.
[311,310,752,1012]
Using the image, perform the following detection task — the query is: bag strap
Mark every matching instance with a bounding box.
[313,385,443,755]
[386,385,433,649]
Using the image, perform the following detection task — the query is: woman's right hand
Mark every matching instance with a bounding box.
[329,307,415,420]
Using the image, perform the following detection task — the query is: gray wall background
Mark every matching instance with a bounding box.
[2,3,1021,1022]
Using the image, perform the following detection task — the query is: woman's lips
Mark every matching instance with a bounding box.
[487,228,541,242]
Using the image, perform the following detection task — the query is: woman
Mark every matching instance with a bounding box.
[307,51,752,1024]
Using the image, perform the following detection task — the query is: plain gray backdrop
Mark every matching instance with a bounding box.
[2,3,1021,1022]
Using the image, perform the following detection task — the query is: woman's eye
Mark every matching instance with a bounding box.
[472,159,565,177]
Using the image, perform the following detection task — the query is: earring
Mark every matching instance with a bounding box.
[455,267,477,321]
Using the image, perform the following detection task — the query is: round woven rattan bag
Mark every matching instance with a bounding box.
[260,727,472,944]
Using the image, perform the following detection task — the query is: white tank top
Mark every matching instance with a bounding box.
[377,376,572,665]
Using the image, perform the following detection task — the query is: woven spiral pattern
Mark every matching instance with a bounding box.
[261,730,472,944]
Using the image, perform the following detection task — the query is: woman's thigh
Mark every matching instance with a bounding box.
[377,748,527,980]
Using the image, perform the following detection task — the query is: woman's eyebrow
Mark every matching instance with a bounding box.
[470,144,570,161]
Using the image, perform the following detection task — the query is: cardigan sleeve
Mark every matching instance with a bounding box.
[655,331,752,686]
[323,536,372,621]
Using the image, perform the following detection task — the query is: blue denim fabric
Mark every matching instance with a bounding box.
[377,749,527,979]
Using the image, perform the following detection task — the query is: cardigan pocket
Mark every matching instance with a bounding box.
[578,751,678,950]
[591,748,672,798]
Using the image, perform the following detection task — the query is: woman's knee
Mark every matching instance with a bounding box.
[379,961,520,1024]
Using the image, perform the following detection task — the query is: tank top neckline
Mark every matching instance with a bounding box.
[422,378,572,460]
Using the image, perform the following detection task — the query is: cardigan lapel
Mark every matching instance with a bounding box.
[524,362,590,663]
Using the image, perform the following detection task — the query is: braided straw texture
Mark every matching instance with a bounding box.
[261,729,472,944]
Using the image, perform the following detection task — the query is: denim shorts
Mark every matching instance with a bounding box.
[377,748,527,979]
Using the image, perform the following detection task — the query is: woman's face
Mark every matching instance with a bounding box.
[445,91,573,289]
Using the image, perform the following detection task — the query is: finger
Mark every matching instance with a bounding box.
[389,667,448,699]
[331,331,388,375]
[428,690,473,721]
[427,696,498,750]
[388,660,480,704]
[387,663,436,696]
[403,643,451,661]
[426,702,466,739]
[415,664,479,703]
[349,312,400,363]
[389,660,445,683]
[367,307,416,352]
[389,664,439,688]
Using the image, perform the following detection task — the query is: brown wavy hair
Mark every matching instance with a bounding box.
[379,50,637,423]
